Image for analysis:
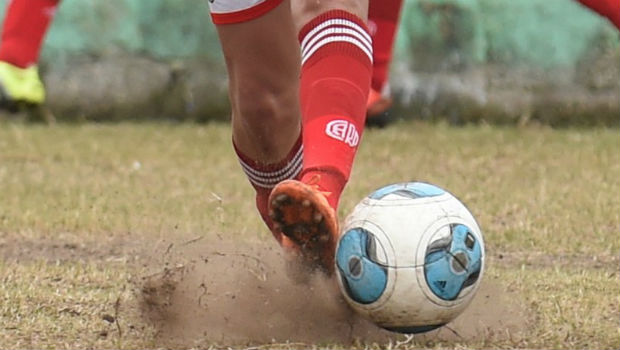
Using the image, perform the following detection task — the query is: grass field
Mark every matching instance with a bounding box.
[0,120,618,349]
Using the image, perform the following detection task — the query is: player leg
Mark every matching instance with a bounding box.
[209,0,303,248]
[576,0,619,30]
[268,0,373,275]
[366,0,404,127]
[0,0,60,107]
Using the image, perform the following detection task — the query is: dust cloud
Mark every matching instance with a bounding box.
[136,237,526,347]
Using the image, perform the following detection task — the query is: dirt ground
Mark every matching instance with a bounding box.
[0,234,531,347]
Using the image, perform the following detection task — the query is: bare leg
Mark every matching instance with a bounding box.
[214,0,301,164]
[212,1,307,246]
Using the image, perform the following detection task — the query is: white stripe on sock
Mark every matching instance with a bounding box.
[238,145,304,188]
[300,18,373,65]
[302,35,373,65]
[300,18,372,52]
[301,26,372,59]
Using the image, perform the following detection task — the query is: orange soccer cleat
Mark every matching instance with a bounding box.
[268,176,339,275]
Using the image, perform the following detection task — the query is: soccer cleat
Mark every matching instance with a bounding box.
[268,176,339,275]
[0,61,45,108]
[365,87,394,128]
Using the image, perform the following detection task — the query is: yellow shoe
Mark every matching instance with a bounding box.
[0,61,45,106]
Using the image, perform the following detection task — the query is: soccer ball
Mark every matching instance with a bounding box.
[335,182,485,334]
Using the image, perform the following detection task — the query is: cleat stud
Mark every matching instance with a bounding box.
[275,194,288,202]
[313,212,323,223]
[302,199,311,207]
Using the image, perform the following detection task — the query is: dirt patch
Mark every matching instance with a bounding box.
[135,237,529,347]
[0,235,137,263]
[0,234,530,347]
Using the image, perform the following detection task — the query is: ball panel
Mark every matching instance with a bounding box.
[336,228,388,304]
[370,267,469,329]
[348,200,447,268]
[424,224,483,301]
[336,220,398,312]
[369,182,446,200]
[415,216,485,306]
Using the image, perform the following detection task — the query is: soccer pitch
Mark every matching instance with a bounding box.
[0,120,618,349]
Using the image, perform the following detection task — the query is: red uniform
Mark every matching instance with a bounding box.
[208,0,283,25]
[0,0,60,68]
[578,0,620,30]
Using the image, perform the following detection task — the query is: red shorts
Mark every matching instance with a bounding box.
[209,0,283,24]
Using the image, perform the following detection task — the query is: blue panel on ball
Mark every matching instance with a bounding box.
[336,228,387,304]
[424,224,483,300]
[369,182,445,200]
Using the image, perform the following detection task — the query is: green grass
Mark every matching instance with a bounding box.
[0,120,618,349]
[0,261,152,349]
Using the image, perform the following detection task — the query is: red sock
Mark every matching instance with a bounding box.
[298,10,373,210]
[578,0,620,30]
[0,0,60,68]
[234,136,303,241]
[368,0,403,93]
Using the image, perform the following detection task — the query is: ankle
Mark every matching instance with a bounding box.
[300,167,346,209]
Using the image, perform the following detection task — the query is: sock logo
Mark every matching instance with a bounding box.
[326,120,359,147]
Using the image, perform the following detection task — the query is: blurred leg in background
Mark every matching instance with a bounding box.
[365,0,403,128]
[577,0,620,31]
[0,0,60,109]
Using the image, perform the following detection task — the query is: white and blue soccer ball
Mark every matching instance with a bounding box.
[335,182,485,334]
